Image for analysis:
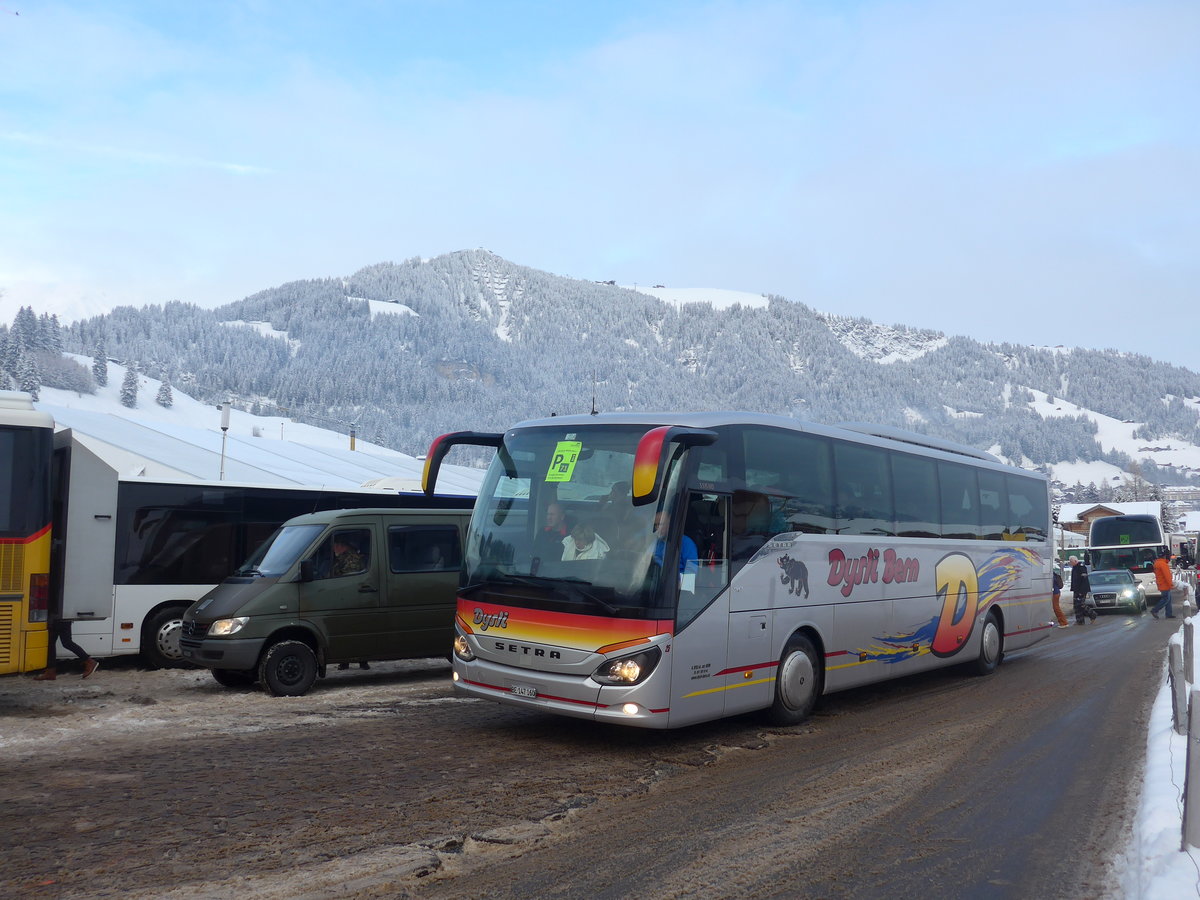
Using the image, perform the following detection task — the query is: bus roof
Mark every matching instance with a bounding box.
[507,411,1040,478]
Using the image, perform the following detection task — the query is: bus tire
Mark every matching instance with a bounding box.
[211,668,256,688]
[259,640,318,697]
[767,634,822,726]
[972,611,1003,676]
[142,605,190,669]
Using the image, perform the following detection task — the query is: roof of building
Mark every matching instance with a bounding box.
[40,403,483,495]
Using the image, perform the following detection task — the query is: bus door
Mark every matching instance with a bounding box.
[668,493,757,725]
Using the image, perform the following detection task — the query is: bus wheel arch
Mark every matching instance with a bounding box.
[766,628,824,726]
[259,635,320,697]
[141,603,192,670]
[971,609,1004,677]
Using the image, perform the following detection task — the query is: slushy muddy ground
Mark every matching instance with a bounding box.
[1,620,1159,899]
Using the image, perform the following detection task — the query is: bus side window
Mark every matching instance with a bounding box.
[731,490,772,570]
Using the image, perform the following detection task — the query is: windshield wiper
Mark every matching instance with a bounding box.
[523,575,619,614]
[234,566,264,577]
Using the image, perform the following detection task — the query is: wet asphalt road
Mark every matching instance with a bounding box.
[0,611,1167,900]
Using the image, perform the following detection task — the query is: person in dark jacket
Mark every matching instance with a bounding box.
[1069,556,1096,625]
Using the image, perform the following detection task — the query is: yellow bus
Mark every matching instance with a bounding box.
[0,391,54,675]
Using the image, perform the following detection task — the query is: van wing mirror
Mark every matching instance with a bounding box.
[631,426,718,507]
[299,559,315,583]
[423,431,504,495]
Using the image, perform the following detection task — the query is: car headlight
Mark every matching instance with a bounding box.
[453,634,476,662]
[592,647,662,685]
[1121,589,1135,599]
[209,616,249,637]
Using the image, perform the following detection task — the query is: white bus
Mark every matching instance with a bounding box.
[1086,514,1168,602]
[424,412,1053,729]
[51,435,475,668]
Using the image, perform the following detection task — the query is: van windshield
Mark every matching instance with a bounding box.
[237,524,325,577]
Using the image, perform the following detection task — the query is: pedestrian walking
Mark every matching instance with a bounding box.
[33,615,98,680]
[1069,556,1096,625]
[1150,548,1177,619]
[1051,565,1068,627]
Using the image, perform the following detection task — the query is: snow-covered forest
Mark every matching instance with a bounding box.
[5,250,1200,497]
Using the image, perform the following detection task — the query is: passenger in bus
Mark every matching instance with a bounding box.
[652,510,699,578]
[533,501,570,562]
[562,522,610,561]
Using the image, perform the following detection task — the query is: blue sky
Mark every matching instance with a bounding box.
[1,0,1197,369]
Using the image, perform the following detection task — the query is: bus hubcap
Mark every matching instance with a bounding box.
[780,650,815,710]
[981,621,1000,664]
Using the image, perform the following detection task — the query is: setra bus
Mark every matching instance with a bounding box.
[0,391,54,675]
[424,412,1054,729]
[1086,513,1168,603]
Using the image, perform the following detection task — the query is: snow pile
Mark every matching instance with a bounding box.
[1125,585,1200,898]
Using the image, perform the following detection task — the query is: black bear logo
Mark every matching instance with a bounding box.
[778,554,810,598]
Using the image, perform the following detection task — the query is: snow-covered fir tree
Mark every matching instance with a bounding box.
[92,344,108,387]
[120,367,139,408]
[155,380,174,408]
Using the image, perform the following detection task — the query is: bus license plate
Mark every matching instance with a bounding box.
[511,684,537,699]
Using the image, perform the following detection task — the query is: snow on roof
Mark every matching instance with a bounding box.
[32,364,482,494]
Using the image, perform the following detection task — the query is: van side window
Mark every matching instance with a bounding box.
[313,528,371,579]
[388,525,462,573]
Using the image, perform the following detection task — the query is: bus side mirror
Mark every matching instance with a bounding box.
[631,426,717,507]
[299,560,315,582]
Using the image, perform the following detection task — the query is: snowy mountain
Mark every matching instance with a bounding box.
[5,249,1200,503]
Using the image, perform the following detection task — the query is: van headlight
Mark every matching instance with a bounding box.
[209,616,249,637]
[593,647,662,685]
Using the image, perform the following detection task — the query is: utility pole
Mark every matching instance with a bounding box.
[218,402,231,480]
[350,422,357,451]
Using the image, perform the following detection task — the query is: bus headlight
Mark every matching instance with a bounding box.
[453,634,475,662]
[209,616,249,637]
[593,647,662,685]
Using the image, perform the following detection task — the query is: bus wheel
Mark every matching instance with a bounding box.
[972,611,1003,676]
[259,640,318,697]
[767,634,822,726]
[211,668,256,688]
[142,606,190,669]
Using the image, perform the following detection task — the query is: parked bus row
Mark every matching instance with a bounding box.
[0,390,474,677]
[6,393,1061,726]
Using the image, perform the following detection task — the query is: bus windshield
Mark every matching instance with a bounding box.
[0,426,51,538]
[464,424,683,617]
[236,524,325,577]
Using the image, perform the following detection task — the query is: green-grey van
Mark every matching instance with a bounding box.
[180,506,471,696]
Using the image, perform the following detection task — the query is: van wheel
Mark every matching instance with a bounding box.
[972,611,1003,676]
[259,640,318,696]
[142,606,190,669]
[767,634,822,726]
[211,668,256,688]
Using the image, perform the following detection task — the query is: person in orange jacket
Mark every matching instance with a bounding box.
[1150,549,1176,619]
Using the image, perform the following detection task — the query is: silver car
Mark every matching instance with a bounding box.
[1087,569,1147,614]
